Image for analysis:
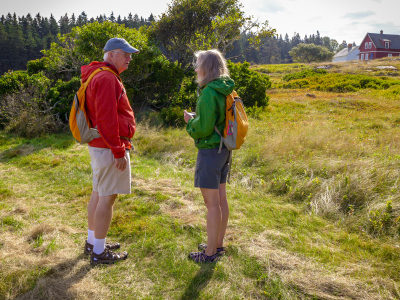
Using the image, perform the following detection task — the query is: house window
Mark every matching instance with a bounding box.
[361,54,364,60]
[385,42,390,48]
[388,54,392,57]
[365,53,368,60]
[365,42,368,49]
[369,42,372,49]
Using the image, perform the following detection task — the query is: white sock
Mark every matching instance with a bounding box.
[87,230,95,245]
[93,238,106,255]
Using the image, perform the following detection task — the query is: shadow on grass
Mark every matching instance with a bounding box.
[0,134,76,162]
[180,263,217,300]
[17,254,92,300]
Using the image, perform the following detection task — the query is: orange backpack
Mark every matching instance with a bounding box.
[69,67,120,143]
[215,90,249,153]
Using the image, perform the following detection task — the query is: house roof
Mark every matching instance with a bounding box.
[368,33,400,49]
[334,46,359,58]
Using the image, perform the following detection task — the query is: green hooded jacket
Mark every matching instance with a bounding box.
[186,76,235,149]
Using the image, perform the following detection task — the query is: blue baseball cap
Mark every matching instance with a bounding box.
[103,38,139,53]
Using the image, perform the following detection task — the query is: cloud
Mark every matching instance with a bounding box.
[343,11,375,19]
[250,1,286,14]
[369,21,400,33]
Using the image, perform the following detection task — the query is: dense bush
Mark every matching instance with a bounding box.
[0,70,50,96]
[45,77,81,122]
[38,21,186,109]
[0,21,273,134]
[0,71,52,131]
[228,61,271,107]
[283,73,400,92]
[0,89,63,137]
[153,61,273,127]
[251,63,309,74]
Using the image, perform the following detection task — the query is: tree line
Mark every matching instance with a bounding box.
[0,11,155,74]
[0,11,348,75]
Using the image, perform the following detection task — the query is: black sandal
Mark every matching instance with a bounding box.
[198,243,226,255]
[188,251,220,263]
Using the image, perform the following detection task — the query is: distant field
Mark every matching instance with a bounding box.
[1,58,400,299]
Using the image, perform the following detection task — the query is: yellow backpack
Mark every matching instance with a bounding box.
[215,90,249,153]
[69,67,120,143]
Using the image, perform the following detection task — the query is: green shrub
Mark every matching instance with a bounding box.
[0,89,63,137]
[228,61,271,107]
[251,63,309,74]
[159,106,186,127]
[246,105,264,119]
[40,21,183,110]
[0,71,50,96]
[282,69,327,82]
[367,201,399,237]
[283,73,400,92]
[45,77,81,122]
[0,71,52,131]
[26,59,46,75]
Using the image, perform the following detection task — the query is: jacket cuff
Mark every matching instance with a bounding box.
[112,145,126,159]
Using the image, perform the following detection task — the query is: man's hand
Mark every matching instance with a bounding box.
[114,156,127,171]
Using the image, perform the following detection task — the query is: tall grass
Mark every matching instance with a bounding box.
[1,60,400,299]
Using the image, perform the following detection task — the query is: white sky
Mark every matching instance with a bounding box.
[2,0,399,46]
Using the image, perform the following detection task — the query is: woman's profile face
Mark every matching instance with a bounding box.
[195,58,205,80]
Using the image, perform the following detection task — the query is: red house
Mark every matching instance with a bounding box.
[359,30,400,61]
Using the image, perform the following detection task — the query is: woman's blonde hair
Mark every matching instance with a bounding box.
[194,49,229,87]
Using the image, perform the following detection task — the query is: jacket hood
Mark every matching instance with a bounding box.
[81,61,118,83]
[206,76,235,96]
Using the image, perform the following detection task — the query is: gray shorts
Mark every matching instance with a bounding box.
[194,147,230,189]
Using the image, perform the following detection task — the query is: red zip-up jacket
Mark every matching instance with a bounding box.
[82,61,136,159]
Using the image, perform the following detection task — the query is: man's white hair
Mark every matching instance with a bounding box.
[103,52,110,61]
[103,49,121,61]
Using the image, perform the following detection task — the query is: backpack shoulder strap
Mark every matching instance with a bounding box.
[81,66,121,91]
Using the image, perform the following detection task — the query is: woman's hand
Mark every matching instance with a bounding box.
[184,110,194,123]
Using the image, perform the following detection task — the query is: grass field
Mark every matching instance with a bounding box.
[1,58,400,299]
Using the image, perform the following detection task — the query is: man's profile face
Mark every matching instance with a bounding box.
[110,50,132,73]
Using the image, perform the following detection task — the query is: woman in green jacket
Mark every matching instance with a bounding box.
[184,49,235,263]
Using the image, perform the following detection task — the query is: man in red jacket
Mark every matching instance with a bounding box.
[82,38,139,265]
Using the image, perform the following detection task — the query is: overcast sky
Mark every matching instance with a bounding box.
[2,0,399,46]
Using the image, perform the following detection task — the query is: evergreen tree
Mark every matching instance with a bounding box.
[77,12,88,26]
[96,14,105,23]
[59,14,70,35]
[0,22,8,73]
[109,12,116,23]
[148,13,155,22]
[70,13,76,30]
[133,14,140,28]
[4,13,26,70]
[316,30,321,45]
[49,14,59,36]
[127,13,134,28]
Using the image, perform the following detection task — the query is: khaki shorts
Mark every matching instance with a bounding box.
[88,146,131,196]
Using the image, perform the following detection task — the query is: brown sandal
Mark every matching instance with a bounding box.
[90,248,128,265]
[84,240,121,255]
[198,243,226,255]
[188,251,220,263]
